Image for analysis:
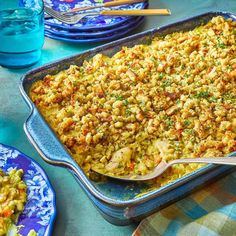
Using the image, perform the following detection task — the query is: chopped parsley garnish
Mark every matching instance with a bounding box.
[166,120,174,129]
[125,109,131,116]
[164,116,174,129]
[217,38,226,49]
[111,93,124,101]
[209,97,218,103]
[123,99,129,106]
[223,93,233,100]
[116,95,124,101]
[185,129,195,135]
[174,143,182,153]
[195,91,209,99]
[184,120,191,127]
[159,73,164,79]
[162,79,172,88]
[223,94,236,104]
[73,81,79,86]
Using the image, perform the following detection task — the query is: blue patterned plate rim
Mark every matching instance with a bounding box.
[45,16,143,38]
[0,143,56,236]
[45,16,144,43]
[44,0,148,31]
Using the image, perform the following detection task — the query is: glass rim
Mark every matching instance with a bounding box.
[36,0,44,16]
[23,0,45,16]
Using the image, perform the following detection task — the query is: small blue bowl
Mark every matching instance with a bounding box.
[0,143,56,236]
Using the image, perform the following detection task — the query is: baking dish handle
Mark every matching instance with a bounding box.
[24,109,79,171]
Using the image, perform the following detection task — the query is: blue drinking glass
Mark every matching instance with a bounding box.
[0,0,44,68]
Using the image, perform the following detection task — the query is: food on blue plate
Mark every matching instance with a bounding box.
[0,169,27,236]
[30,16,236,185]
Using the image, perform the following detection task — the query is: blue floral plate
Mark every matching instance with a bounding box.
[45,16,143,38]
[44,0,148,31]
[0,144,56,236]
[45,16,144,43]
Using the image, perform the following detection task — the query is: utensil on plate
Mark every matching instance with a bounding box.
[92,156,236,181]
[44,0,145,19]
[44,6,171,24]
[44,0,148,30]
[64,0,145,14]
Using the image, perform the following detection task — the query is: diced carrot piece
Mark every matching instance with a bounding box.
[3,209,13,218]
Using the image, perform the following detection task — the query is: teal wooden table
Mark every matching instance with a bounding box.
[0,1,236,235]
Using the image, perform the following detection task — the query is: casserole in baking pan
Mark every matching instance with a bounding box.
[20,11,236,225]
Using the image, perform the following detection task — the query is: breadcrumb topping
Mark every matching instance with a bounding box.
[30,16,236,186]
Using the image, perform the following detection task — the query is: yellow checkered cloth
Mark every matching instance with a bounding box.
[133,172,236,236]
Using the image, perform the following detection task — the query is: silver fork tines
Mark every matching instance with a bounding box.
[44,6,97,24]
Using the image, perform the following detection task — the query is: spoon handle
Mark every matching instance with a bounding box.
[170,156,236,166]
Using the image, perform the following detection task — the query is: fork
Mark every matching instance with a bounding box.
[44,0,144,19]
[92,155,236,181]
[44,6,97,23]
[44,6,171,25]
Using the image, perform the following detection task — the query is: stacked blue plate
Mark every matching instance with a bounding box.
[44,0,148,43]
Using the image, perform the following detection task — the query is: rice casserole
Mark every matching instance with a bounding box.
[0,169,27,235]
[30,16,236,187]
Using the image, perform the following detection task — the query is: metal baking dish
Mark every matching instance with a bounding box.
[20,12,236,225]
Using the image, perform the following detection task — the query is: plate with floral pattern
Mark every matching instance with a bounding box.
[45,16,143,38]
[0,144,56,236]
[45,15,144,43]
[43,0,148,30]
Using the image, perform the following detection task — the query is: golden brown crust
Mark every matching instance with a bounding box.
[30,16,236,186]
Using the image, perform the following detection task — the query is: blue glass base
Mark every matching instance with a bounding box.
[0,49,41,68]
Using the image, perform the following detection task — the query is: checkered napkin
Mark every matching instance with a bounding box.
[133,172,236,236]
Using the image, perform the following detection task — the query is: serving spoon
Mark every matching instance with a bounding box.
[92,156,236,181]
